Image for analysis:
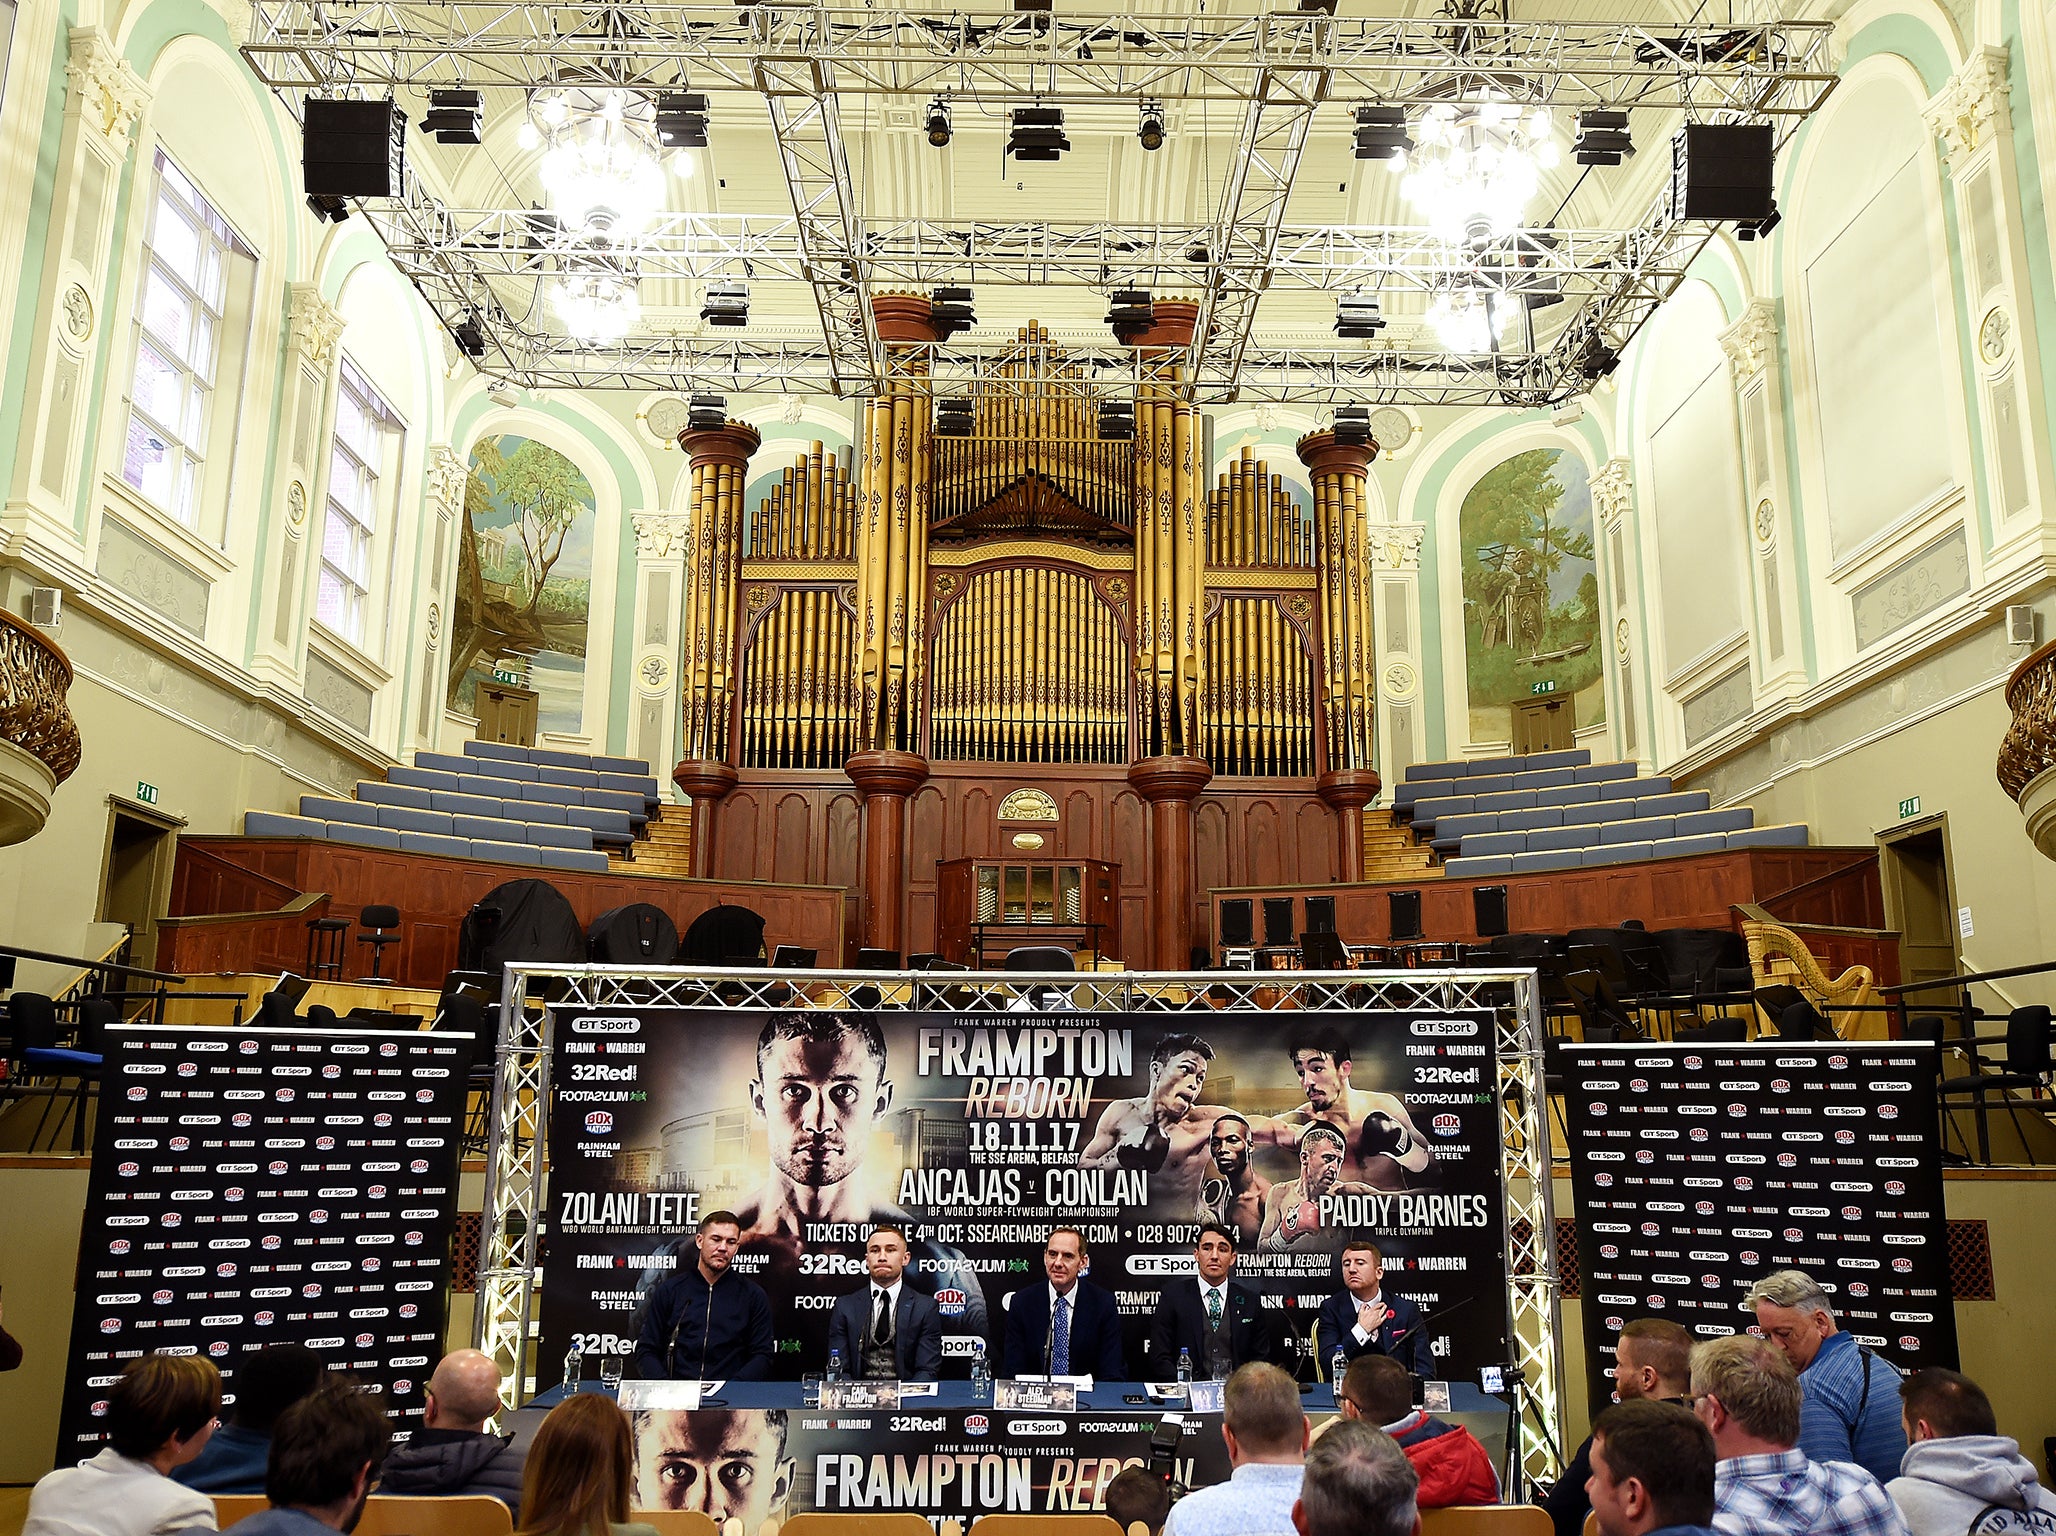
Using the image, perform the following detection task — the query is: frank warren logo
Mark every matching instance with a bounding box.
[584,1111,615,1136]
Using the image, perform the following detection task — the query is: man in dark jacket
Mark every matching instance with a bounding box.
[825,1226,943,1380]
[1313,1240,1431,1377]
[1145,1223,1274,1381]
[378,1350,525,1514]
[1003,1227,1127,1379]
[173,1343,325,1494]
[632,1209,777,1381]
[1546,1318,1693,1536]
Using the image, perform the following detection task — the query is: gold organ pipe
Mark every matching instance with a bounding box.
[1239,448,1256,568]
[806,441,825,562]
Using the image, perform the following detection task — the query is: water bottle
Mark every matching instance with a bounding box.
[1176,1347,1193,1390]
[1331,1348,1348,1395]
[563,1343,583,1393]
[970,1341,993,1405]
[827,1348,844,1384]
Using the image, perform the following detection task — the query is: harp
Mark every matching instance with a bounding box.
[1741,917,1883,1039]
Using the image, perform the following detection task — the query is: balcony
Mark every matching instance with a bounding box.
[0,611,82,844]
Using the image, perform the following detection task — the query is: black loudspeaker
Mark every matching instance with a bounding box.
[1675,124,1774,221]
[303,99,405,198]
[1305,896,1337,934]
[1262,898,1297,947]
[1473,885,1510,939]
[1220,899,1255,947]
[1389,889,1423,942]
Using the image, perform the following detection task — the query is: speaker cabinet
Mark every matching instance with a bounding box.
[1304,896,1337,934]
[303,99,405,199]
[1389,889,1423,942]
[1261,898,1297,947]
[1219,899,1255,948]
[1674,124,1774,221]
[1473,884,1510,939]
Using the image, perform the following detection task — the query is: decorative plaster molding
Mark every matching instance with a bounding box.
[1719,299,1779,381]
[286,283,345,367]
[1370,522,1425,572]
[1591,457,1633,526]
[424,444,468,518]
[66,30,150,149]
[632,512,694,561]
[1925,45,2011,164]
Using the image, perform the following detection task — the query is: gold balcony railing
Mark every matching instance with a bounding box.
[0,609,82,784]
[1999,638,2056,861]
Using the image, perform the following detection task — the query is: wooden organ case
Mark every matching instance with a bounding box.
[670,296,1387,968]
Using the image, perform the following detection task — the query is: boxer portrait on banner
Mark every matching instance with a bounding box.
[1258,1123,1380,1251]
[1077,1032,1247,1211]
[631,1407,795,1528]
[1196,1111,1271,1249]
[1314,1238,1432,1376]
[1261,1026,1433,1189]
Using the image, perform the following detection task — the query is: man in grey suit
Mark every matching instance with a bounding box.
[826,1226,943,1380]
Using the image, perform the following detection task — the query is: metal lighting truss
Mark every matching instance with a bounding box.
[475,963,1564,1484]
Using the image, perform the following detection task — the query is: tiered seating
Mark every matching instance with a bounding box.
[240,741,664,875]
[1394,750,1810,879]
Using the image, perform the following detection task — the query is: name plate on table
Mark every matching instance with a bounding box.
[617,1380,706,1411]
[996,1378,1078,1412]
[1186,1381,1224,1412]
[818,1380,903,1410]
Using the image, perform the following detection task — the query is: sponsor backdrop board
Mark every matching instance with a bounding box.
[55,1025,474,1460]
[1560,1042,1957,1411]
[541,1006,1511,1383]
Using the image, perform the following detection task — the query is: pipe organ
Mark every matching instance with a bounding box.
[673,300,1385,967]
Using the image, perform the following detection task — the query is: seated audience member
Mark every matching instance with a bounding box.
[1746,1270,1906,1485]
[1333,1355,1497,1507]
[25,1353,220,1536]
[175,1344,325,1495]
[1547,1318,1695,1536]
[1887,1367,2056,1536]
[513,1394,659,1536]
[379,1349,526,1513]
[1690,1336,1908,1536]
[1106,1464,1175,1536]
[224,1382,392,1536]
[1586,1400,1720,1536]
[1165,1363,1310,1536]
[1291,1419,1419,1536]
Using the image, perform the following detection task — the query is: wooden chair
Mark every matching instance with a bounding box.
[1584,1513,1600,1536]
[773,1517,939,1536]
[633,1514,723,1536]
[353,1495,516,1536]
[211,1496,269,1528]
[1419,1506,1555,1536]
[1741,917,1882,1039]
[971,1518,1127,1536]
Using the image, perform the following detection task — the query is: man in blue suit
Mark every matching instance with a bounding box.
[1002,1227,1127,1379]
[825,1226,942,1380]
[1314,1239,1431,1378]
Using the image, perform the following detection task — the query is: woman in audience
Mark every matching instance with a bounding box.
[512,1394,658,1536]
[25,1352,221,1536]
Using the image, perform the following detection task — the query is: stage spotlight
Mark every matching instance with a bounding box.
[422,88,483,146]
[1008,104,1070,162]
[700,281,749,327]
[1334,292,1385,339]
[451,315,487,359]
[934,398,975,437]
[1353,104,1411,162]
[1575,331,1620,381]
[1735,207,1782,241]
[1332,404,1372,447]
[931,286,976,338]
[1137,103,1166,151]
[1105,287,1153,343]
[305,194,351,224]
[1097,398,1135,441]
[686,394,728,431]
[1572,108,1633,166]
[656,92,711,149]
[925,97,952,147]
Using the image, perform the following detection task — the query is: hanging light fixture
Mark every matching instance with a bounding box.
[1427,285,1515,352]
[1401,95,1559,247]
[523,87,671,240]
[553,265,640,343]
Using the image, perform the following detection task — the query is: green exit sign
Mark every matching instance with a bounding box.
[1898,795,1921,820]
[1530,680,1558,696]
[136,781,159,805]
[492,668,520,685]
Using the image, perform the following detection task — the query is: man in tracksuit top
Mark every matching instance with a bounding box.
[631,1210,777,1381]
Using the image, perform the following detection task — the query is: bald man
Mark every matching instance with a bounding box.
[379,1349,526,1513]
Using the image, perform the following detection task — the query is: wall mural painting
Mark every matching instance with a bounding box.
[447,435,597,733]
[1458,447,1604,744]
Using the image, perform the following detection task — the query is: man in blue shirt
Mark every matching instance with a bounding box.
[224,1382,392,1536]
[1745,1270,1906,1485]
[632,1209,777,1380]
[1586,1400,1723,1536]
[1165,1363,1309,1536]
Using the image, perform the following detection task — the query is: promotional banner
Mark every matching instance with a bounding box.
[1561,1041,1957,1411]
[56,1024,474,1459]
[541,1006,1512,1383]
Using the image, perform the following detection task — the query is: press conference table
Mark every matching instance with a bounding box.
[522,1379,1508,1413]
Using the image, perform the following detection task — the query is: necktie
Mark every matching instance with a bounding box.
[1207,1287,1223,1328]
[1052,1294,1071,1375]
[873,1289,892,1346]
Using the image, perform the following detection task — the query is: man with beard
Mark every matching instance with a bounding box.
[1258,1124,1381,1252]
[1080,1033,1256,1212]
[1198,1112,1271,1249]
[1259,1028,1432,1190]
[631,1210,775,1381]
[219,1382,391,1536]
[631,1408,795,1528]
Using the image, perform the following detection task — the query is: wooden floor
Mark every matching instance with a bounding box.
[2,1483,31,1536]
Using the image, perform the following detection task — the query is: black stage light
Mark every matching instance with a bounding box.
[422,88,483,146]
[656,92,710,150]
[931,285,976,337]
[304,98,405,199]
[1106,287,1153,342]
[1572,108,1632,166]
[1097,398,1135,440]
[926,97,952,147]
[935,398,975,437]
[1735,207,1782,241]
[1334,292,1385,339]
[1576,331,1620,381]
[305,193,350,223]
[451,315,487,359]
[687,393,728,431]
[1008,104,1070,162]
[1137,103,1166,151]
[1353,104,1411,161]
[700,281,749,326]
[1332,404,1372,447]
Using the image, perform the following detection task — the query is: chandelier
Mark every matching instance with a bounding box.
[521,88,671,241]
[553,267,640,344]
[1401,96,1559,247]
[1427,285,1516,353]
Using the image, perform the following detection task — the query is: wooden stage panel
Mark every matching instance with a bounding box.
[162,837,847,989]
